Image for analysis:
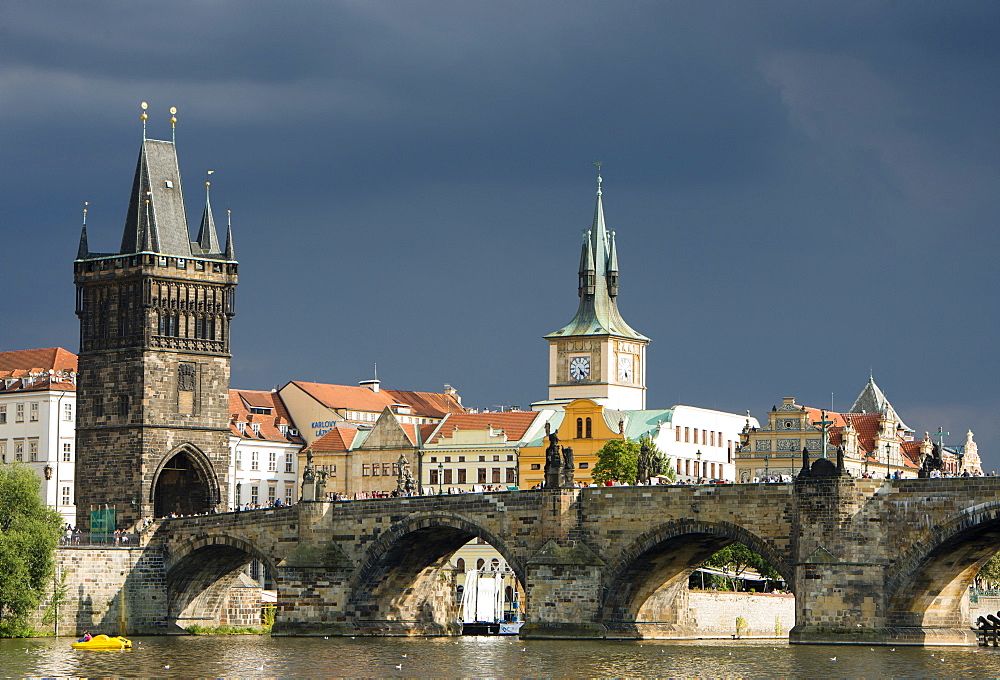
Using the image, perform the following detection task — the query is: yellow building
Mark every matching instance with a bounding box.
[519,398,624,487]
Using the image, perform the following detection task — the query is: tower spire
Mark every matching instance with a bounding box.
[77,201,90,259]
[196,171,221,254]
[224,209,235,260]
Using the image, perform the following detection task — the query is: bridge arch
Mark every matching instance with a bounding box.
[599,519,792,636]
[885,499,1000,628]
[347,512,523,635]
[165,533,275,630]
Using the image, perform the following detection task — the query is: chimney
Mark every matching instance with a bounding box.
[359,379,380,393]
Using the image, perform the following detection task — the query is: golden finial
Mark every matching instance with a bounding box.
[170,106,178,143]
[82,201,89,226]
[141,102,148,140]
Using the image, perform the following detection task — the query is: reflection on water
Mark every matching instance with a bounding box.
[4,635,1000,678]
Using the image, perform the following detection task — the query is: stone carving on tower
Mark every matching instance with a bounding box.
[543,171,649,410]
[74,105,237,529]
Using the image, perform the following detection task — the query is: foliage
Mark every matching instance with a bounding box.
[592,439,640,485]
[701,543,781,591]
[261,603,276,627]
[0,465,62,637]
[735,615,749,638]
[41,568,69,628]
[978,551,1000,589]
[640,435,676,482]
[185,624,271,635]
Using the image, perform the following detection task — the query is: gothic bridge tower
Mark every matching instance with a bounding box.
[543,172,649,410]
[74,111,237,528]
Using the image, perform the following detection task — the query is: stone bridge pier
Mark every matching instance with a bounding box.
[154,477,1000,645]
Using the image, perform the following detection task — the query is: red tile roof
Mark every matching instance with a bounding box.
[229,389,302,444]
[0,347,78,392]
[802,407,921,467]
[306,426,360,453]
[426,411,541,444]
[286,381,465,419]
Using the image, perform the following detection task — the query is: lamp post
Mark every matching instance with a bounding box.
[763,453,770,481]
[886,443,892,479]
[437,461,444,495]
[696,450,702,483]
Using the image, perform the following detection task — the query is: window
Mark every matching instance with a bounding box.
[64,403,73,421]
[585,417,592,438]
[285,453,293,473]
[676,427,681,442]
[684,427,689,442]
[15,404,24,422]
[268,452,276,472]
[444,469,453,485]
[506,468,516,483]
[63,442,71,461]
[477,468,487,483]
[250,486,259,504]
[444,456,451,463]
[0,406,5,423]
[14,439,24,461]
[458,456,465,463]
[235,451,242,470]
[507,455,514,462]
[61,486,71,506]
[383,463,391,476]
[0,440,5,463]
[429,469,438,485]
[429,456,437,463]
[457,469,467,484]
[268,486,276,503]
[363,464,370,476]
[251,451,259,471]
[492,468,501,483]
[372,464,380,476]
[284,485,293,505]
[456,558,465,571]
[29,403,38,422]
[530,463,540,470]
[576,418,583,439]
[478,456,485,462]
[579,462,589,469]
[476,558,485,570]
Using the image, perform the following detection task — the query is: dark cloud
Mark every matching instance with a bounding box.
[2,0,999,468]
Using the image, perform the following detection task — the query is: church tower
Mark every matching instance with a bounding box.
[543,173,649,410]
[74,109,237,528]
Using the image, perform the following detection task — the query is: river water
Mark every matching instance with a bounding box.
[3,635,1000,678]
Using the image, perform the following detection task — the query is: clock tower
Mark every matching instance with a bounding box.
[74,112,237,529]
[543,173,649,410]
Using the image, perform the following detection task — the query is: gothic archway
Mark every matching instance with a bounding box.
[152,446,219,517]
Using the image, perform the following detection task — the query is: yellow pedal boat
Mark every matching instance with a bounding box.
[72,634,132,650]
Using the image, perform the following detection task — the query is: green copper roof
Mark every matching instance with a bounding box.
[545,177,648,341]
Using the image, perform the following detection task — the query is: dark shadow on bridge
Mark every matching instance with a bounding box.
[165,534,275,631]
[346,513,524,636]
[599,519,793,638]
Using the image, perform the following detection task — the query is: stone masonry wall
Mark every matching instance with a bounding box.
[31,546,168,636]
[685,592,794,638]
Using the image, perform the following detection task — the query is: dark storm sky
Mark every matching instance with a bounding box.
[2,2,998,468]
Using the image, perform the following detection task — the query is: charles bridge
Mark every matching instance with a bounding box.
[130,472,1000,646]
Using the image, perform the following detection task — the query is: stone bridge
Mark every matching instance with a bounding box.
[152,475,1000,645]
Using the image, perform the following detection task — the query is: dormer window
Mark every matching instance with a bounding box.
[236,422,246,435]
[165,180,174,189]
[250,422,261,435]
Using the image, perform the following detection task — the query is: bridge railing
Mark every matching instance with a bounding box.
[59,532,140,548]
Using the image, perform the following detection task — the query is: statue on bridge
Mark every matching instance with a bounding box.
[560,446,575,488]
[636,440,651,484]
[544,430,563,489]
[918,442,945,478]
[396,453,416,495]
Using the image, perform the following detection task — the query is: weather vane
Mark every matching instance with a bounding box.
[170,106,178,144]
[592,160,603,195]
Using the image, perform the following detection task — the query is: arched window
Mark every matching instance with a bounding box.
[456,558,466,572]
[476,558,485,570]
[576,418,583,439]
[491,558,500,571]
[585,417,592,438]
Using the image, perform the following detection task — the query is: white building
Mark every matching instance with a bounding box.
[227,389,304,509]
[0,348,78,524]
[653,405,759,482]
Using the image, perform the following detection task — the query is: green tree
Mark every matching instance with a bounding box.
[701,543,781,591]
[0,465,62,637]
[977,551,1000,590]
[592,439,640,485]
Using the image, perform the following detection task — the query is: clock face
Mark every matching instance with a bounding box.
[569,356,590,381]
[618,355,633,382]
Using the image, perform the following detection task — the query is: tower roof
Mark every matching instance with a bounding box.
[119,139,193,257]
[195,184,222,254]
[849,376,911,432]
[545,176,648,341]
